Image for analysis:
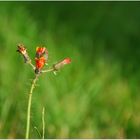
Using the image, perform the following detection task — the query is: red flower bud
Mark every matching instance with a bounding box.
[53,58,71,70]
[35,47,48,74]
[36,47,48,60]
[61,58,71,65]
[35,57,46,74]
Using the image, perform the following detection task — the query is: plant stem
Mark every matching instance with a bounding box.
[29,62,35,70]
[41,68,54,73]
[25,74,39,139]
[42,107,45,139]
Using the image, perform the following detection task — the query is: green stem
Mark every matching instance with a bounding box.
[41,68,54,73]
[42,107,45,139]
[25,74,39,139]
[29,62,35,70]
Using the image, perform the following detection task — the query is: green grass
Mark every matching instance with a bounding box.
[0,1,140,138]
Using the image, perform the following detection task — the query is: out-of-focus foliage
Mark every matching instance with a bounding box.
[0,2,140,138]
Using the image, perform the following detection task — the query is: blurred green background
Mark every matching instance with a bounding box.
[0,1,140,138]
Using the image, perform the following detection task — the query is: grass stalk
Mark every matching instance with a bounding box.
[42,107,45,139]
[25,74,39,139]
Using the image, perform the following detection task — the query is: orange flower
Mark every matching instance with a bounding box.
[53,58,71,70]
[36,47,48,59]
[35,57,46,74]
[35,47,48,74]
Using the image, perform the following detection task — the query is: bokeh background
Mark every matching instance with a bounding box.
[0,1,140,138]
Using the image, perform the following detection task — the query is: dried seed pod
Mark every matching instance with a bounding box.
[17,44,31,63]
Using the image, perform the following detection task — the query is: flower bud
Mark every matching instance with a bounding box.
[53,58,71,71]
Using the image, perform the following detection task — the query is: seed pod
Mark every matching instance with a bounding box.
[17,44,30,63]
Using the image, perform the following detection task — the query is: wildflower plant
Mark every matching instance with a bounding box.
[17,44,71,139]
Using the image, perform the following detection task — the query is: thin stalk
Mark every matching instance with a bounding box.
[41,68,54,73]
[34,127,42,138]
[42,107,45,139]
[25,74,39,139]
[28,62,35,70]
